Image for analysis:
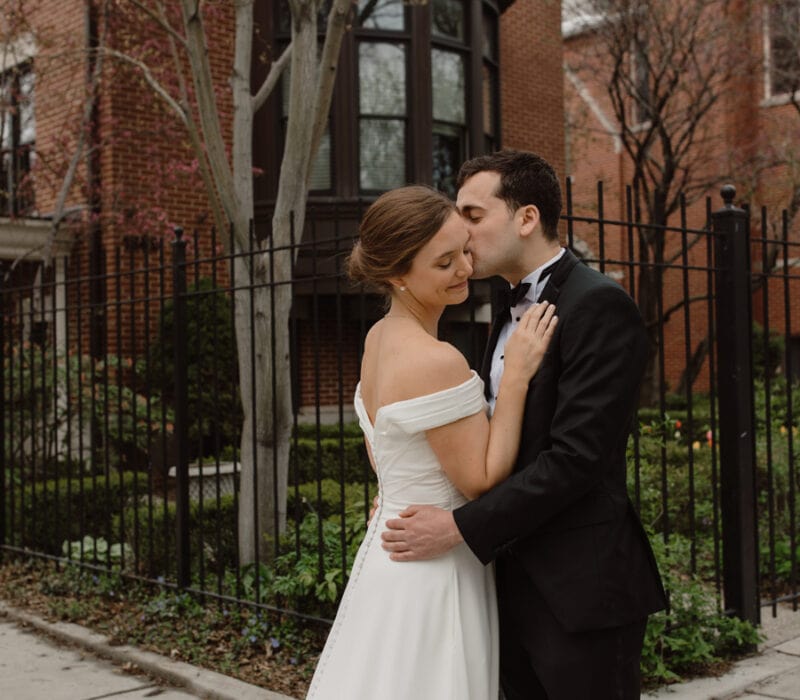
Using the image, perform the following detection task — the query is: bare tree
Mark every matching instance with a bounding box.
[100,0,353,564]
[564,0,750,404]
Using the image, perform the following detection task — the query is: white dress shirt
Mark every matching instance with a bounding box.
[488,248,565,414]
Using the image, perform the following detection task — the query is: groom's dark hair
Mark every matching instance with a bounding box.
[457,149,562,242]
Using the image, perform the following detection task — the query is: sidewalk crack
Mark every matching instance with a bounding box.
[84,684,166,699]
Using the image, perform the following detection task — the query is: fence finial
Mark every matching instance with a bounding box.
[173,226,184,240]
[721,184,736,208]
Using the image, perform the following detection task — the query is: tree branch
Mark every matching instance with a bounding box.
[105,49,188,123]
[178,0,237,219]
[309,0,352,169]
[252,41,292,113]
[120,0,188,48]
[158,0,228,244]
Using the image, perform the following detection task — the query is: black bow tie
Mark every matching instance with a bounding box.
[506,282,531,307]
[498,259,561,310]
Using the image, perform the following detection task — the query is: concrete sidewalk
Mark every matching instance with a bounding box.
[0,602,292,700]
[2,599,800,699]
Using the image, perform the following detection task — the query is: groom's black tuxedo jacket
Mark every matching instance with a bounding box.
[453,249,666,633]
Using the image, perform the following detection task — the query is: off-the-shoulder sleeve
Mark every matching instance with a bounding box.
[353,383,374,444]
[388,372,486,434]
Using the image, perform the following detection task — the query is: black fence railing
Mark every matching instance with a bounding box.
[1,185,798,628]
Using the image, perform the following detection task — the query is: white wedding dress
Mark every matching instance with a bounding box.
[306,371,499,699]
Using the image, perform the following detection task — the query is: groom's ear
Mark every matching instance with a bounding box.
[518,204,541,239]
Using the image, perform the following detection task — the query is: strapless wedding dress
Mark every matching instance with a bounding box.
[306,371,498,699]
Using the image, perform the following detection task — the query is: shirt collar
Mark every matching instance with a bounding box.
[512,247,566,306]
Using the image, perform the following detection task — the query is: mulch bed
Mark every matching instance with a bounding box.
[0,556,328,699]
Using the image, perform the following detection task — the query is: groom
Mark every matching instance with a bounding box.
[382,150,666,699]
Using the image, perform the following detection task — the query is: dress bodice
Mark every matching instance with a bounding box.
[354,371,487,513]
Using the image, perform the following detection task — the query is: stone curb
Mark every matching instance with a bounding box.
[0,602,297,700]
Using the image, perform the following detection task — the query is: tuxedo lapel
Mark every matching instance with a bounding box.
[538,248,580,306]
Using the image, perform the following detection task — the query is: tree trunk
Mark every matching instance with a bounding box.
[637,189,669,407]
[234,248,293,564]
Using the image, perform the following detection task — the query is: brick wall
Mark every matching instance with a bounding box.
[500,0,566,179]
[296,317,363,411]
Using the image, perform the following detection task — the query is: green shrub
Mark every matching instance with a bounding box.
[293,422,363,440]
[629,417,716,549]
[286,478,376,521]
[227,503,371,618]
[146,277,241,457]
[2,345,172,474]
[289,436,372,483]
[113,494,238,579]
[4,471,141,555]
[641,534,761,685]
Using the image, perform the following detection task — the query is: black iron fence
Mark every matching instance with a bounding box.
[0,185,798,627]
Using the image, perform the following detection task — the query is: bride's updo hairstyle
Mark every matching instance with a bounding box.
[347,185,457,295]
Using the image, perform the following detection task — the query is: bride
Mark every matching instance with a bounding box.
[306,185,557,699]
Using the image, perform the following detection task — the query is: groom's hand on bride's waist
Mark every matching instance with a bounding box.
[382,505,464,561]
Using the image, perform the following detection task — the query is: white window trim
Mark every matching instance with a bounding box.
[0,217,71,260]
[562,0,614,38]
[0,217,72,352]
[0,33,36,72]
[564,63,622,153]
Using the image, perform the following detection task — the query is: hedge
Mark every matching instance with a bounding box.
[4,471,142,555]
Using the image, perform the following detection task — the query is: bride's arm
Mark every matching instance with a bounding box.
[427,303,557,499]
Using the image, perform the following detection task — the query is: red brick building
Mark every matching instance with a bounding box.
[562,0,800,392]
[1,0,565,416]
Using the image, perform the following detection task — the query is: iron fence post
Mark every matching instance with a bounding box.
[712,185,760,625]
[172,227,190,588]
[0,262,5,547]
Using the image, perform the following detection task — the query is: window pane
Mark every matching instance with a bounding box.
[19,71,34,146]
[432,49,465,124]
[357,0,405,30]
[432,124,464,198]
[360,118,405,190]
[1,112,10,149]
[309,129,331,190]
[432,0,465,41]
[769,2,800,96]
[482,63,496,137]
[0,79,11,149]
[359,42,406,115]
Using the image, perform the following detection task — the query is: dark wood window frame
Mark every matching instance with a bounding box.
[256,0,502,205]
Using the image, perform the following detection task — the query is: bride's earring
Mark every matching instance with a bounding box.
[400,286,406,291]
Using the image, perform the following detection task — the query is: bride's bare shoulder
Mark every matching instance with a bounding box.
[363,322,472,402]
